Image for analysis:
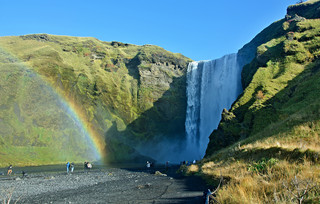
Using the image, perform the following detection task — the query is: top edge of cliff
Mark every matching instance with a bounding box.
[0,33,192,62]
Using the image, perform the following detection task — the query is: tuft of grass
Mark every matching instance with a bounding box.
[247,158,279,174]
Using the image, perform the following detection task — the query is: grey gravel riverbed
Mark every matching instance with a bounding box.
[0,165,209,203]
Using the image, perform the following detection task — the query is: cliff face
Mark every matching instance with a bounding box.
[206,0,320,156]
[287,0,320,19]
[0,35,191,165]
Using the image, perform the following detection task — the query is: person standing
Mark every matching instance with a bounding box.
[66,162,70,173]
[165,161,169,172]
[7,165,13,175]
[87,162,92,169]
[70,162,75,173]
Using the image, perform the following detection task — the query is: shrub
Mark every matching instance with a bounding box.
[248,158,279,174]
[256,90,265,100]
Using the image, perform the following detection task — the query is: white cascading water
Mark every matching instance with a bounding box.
[185,53,243,160]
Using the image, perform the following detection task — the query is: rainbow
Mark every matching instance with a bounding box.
[52,90,107,161]
[0,46,106,161]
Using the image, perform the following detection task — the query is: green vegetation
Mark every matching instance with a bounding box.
[207,15,320,155]
[0,34,191,166]
[247,158,279,174]
[188,1,320,203]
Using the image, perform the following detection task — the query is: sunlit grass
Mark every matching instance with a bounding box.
[187,152,320,203]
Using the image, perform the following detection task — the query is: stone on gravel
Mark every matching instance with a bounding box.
[155,171,167,176]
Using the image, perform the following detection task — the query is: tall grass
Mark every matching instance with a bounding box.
[188,157,319,203]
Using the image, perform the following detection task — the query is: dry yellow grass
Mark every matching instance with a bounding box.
[189,157,320,203]
[193,119,320,203]
[187,164,200,174]
[186,120,320,203]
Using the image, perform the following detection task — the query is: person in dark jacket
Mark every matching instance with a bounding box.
[7,165,13,175]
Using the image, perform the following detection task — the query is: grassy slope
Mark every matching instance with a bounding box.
[184,1,320,203]
[0,35,191,166]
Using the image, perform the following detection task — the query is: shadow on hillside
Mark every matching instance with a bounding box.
[125,55,141,85]
[249,59,319,138]
[213,58,320,157]
[220,146,319,166]
[103,71,189,163]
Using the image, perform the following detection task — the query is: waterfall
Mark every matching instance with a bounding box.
[185,53,242,160]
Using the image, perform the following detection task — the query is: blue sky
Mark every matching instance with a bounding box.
[0,0,295,61]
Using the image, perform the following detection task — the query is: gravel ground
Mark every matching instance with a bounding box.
[0,165,209,204]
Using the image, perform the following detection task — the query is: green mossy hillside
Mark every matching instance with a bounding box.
[207,15,320,155]
[0,35,191,166]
